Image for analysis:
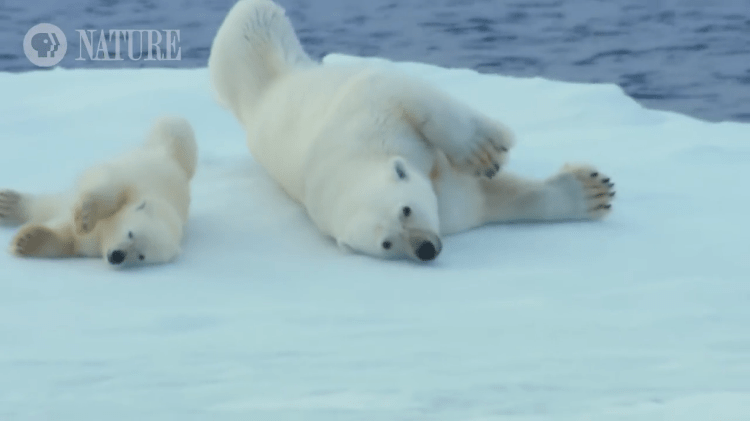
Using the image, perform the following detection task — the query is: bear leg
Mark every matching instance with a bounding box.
[478,165,615,224]
[394,77,514,178]
[74,187,129,235]
[0,189,27,226]
[12,224,75,257]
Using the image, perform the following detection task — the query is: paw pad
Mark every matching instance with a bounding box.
[450,120,514,179]
[13,226,55,256]
[563,165,616,219]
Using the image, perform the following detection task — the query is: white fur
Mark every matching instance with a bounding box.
[0,116,197,267]
[208,0,615,261]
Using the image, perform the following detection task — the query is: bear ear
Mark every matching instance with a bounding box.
[136,201,146,211]
[391,157,408,181]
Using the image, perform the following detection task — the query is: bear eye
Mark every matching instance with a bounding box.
[139,254,145,260]
[402,206,411,217]
[382,240,392,250]
[128,231,133,239]
[394,160,407,180]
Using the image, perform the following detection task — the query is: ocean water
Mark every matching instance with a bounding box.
[1,0,749,123]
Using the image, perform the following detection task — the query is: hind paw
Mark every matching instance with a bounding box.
[555,164,615,220]
[0,190,24,225]
[13,226,57,256]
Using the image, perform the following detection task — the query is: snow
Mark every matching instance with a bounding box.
[1,54,749,420]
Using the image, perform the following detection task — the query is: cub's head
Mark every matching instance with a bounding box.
[336,157,442,262]
[104,199,183,267]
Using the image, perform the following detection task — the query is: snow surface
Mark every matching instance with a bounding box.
[1,55,749,420]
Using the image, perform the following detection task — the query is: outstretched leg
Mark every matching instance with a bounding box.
[12,224,75,257]
[438,163,616,235]
[1,189,66,226]
[385,74,514,178]
[482,164,615,224]
[0,190,26,226]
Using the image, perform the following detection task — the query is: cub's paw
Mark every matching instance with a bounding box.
[0,189,24,225]
[12,225,57,256]
[74,196,99,235]
[449,119,514,179]
[558,164,615,220]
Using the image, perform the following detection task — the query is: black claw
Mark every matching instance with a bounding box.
[485,169,496,178]
[593,193,605,198]
[590,172,598,177]
[500,146,508,152]
[601,178,610,183]
[608,182,615,188]
[598,204,612,210]
[609,192,616,197]
[493,162,500,171]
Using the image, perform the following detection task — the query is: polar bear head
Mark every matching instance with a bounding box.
[103,199,183,267]
[332,157,442,262]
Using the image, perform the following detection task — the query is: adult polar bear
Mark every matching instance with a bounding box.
[209,0,615,262]
[0,117,197,267]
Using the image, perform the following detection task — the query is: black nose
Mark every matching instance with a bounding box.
[415,241,438,261]
[108,250,126,265]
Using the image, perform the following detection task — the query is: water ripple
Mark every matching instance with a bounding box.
[0,0,748,122]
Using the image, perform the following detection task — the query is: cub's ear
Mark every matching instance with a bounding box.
[390,156,408,181]
[136,201,146,211]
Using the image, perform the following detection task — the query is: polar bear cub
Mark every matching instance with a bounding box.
[0,116,197,267]
[209,0,615,262]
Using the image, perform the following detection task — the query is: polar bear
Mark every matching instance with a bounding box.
[0,116,197,267]
[208,0,615,262]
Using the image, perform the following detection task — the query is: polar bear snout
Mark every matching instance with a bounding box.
[407,229,442,262]
[108,250,126,265]
[415,241,438,261]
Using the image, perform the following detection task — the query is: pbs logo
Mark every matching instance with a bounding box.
[24,23,67,67]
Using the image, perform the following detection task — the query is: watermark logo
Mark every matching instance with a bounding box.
[23,25,182,67]
[24,23,68,67]
[76,30,182,61]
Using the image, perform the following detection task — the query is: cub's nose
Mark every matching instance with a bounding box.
[108,250,126,265]
[415,241,438,261]
[406,229,442,262]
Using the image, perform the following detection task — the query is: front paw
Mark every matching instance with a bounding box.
[74,196,99,234]
[448,119,514,179]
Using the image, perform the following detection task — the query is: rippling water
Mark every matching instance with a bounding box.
[1,0,749,122]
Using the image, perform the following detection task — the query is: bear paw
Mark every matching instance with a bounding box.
[74,196,100,235]
[0,189,24,225]
[449,118,514,179]
[557,164,616,220]
[13,225,56,256]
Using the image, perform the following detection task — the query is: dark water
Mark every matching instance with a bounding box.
[1,0,749,122]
